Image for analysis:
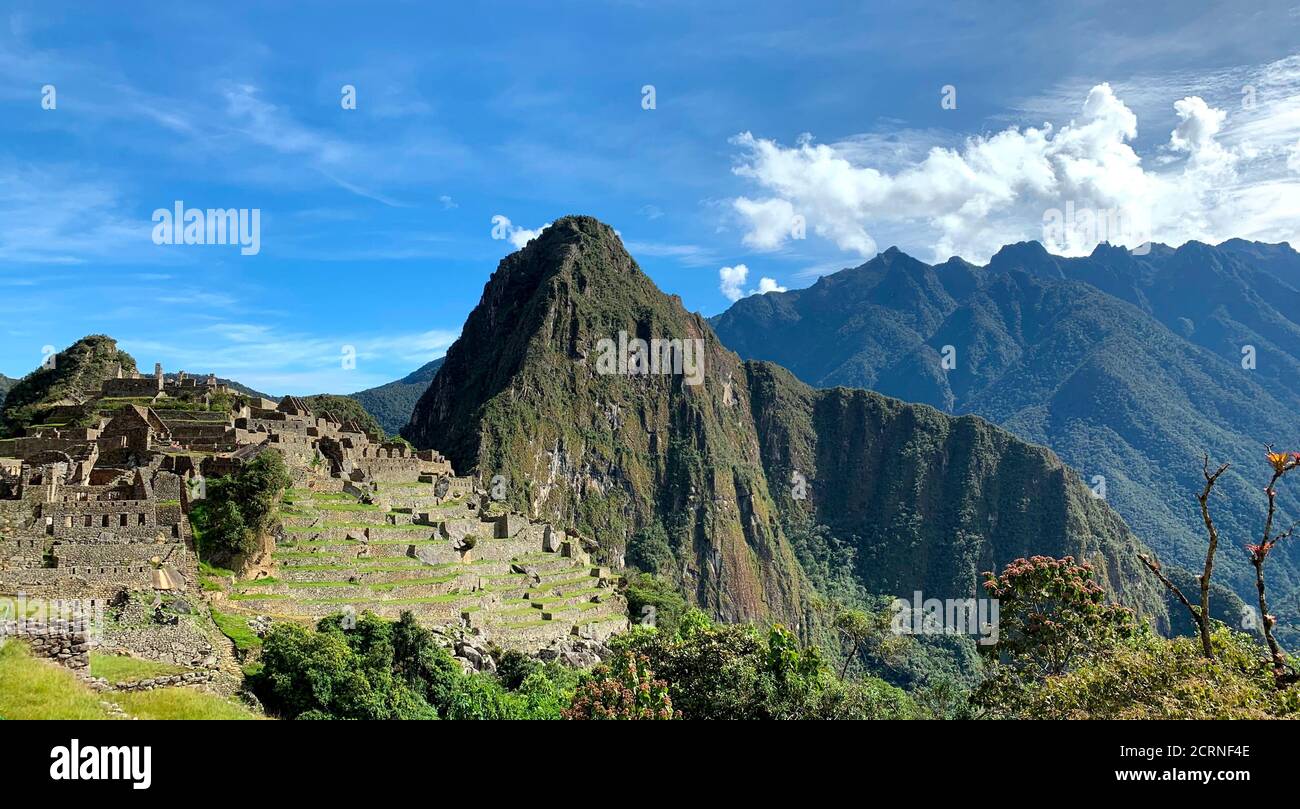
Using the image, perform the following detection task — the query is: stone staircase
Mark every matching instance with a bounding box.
[217,488,629,648]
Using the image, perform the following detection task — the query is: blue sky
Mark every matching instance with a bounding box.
[2,0,1300,394]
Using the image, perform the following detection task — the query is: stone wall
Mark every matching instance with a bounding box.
[102,377,162,398]
[0,616,92,669]
[86,670,214,693]
[41,499,159,539]
[0,436,120,460]
[0,566,152,597]
[3,537,47,567]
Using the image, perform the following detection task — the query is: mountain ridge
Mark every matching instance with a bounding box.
[712,239,1300,638]
[348,357,444,435]
[404,215,1166,631]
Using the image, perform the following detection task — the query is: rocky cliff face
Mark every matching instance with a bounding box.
[711,241,1300,624]
[405,216,1165,628]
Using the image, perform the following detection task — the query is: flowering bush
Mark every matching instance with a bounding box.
[563,653,676,720]
[980,555,1137,679]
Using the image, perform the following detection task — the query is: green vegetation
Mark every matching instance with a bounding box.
[108,688,261,720]
[607,613,919,720]
[301,393,386,437]
[191,449,292,565]
[971,555,1300,719]
[251,611,578,720]
[0,641,111,719]
[348,358,443,436]
[90,653,186,683]
[623,573,687,636]
[244,607,921,720]
[210,609,263,655]
[1,641,258,720]
[0,334,137,437]
[564,653,675,719]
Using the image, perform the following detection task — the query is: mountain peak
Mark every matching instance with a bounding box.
[988,240,1062,277]
[524,215,622,253]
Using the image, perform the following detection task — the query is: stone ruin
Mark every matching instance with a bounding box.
[0,364,624,676]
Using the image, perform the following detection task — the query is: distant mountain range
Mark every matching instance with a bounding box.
[0,374,14,410]
[712,239,1300,641]
[402,216,1165,634]
[348,358,444,436]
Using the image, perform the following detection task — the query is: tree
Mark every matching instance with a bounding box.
[626,522,676,577]
[1249,450,1299,683]
[192,449,291,566]
[250,610,582,720]
[1008,627,1300,720]
[563,653,675,720]
[827,602,910,679]
[623,573,687,635]
[1140,448,1300,687]
[979,556,1137,680]
[610,617,916,719]
[1138,454,1228,658]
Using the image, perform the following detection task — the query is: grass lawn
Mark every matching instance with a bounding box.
[109,688,261,720]
[1,641,261,720]
[90,653,187,683]
[210,609,262,654]
[0,641,111,719]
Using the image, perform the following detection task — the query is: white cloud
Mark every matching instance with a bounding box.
[492,215,552,249]
[623,240,718,267]
[122,327,459,396]
[719,264,749,301]
[730,77,1300,263]
[0,162,157,265]
[1289,140,1300,173]
[718,263,785,302]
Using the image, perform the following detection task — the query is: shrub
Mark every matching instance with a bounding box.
[563,653,675,720]
[1006,627,1300,719]
[623,573,687,636]
[192,449,291,565]
[612,618,917,719]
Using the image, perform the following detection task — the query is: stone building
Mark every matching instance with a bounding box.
[0,360,480,662]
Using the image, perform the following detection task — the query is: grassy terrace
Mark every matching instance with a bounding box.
[89,653,187,683]
[217,484,628,643]
[0,643,258,720]
[210,608,261,654]
[278,560,427,571]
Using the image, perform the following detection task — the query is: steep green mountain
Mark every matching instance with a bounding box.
[0,335,138,437]
[711,242,1300,637]
[349,358,444,435]
[0,374,14,410]
[404,216,1165,630]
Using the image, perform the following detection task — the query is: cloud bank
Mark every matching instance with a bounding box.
[731,77,1300,263]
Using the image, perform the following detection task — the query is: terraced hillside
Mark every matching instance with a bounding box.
[214,483,629,648]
